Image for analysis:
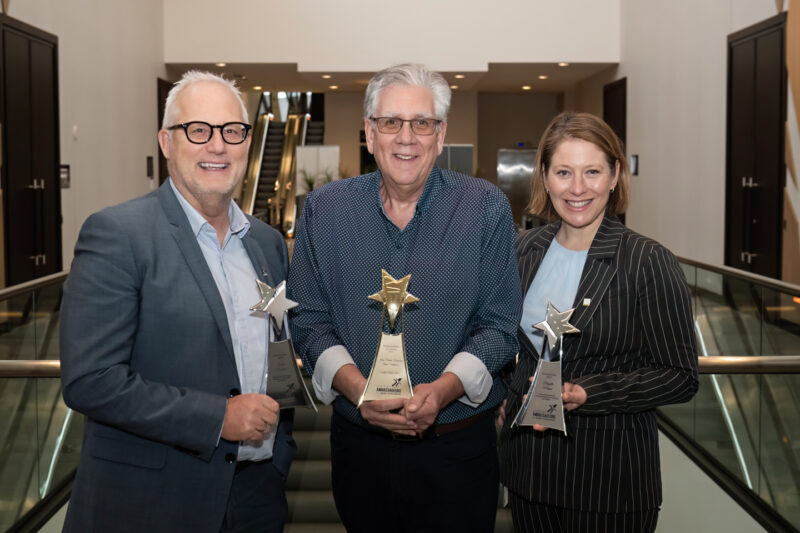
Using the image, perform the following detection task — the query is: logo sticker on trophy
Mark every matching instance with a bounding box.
[512,301,579,435]
[358,270,418,406]
[251,279,317,411]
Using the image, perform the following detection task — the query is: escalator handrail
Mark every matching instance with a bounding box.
[0,271,68,301]
[678,256,800,297]
[4,355,800,378]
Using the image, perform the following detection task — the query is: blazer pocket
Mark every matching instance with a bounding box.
[89,434,168,470]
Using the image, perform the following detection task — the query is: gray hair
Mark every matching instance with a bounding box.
[363,63,451,122]
[161,70,249,129]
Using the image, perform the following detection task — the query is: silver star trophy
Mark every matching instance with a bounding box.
[250,280,317,411]
[511,301,580,434]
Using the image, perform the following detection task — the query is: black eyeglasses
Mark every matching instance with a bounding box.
[167,121,251,145]
[370,116,441,135]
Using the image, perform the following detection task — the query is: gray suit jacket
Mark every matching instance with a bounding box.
[499,216,698,513]
[60,182,295,532]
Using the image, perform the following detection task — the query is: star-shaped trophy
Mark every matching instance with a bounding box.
[250,279,316,411]
[512,301,580,434]
[358,270,418,406]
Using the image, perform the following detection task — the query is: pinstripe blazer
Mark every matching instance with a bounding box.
[498,216,698,513]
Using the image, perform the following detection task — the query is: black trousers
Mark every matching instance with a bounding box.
[330,411,499,533]
[509,491,659,533]
[220,459,287,533]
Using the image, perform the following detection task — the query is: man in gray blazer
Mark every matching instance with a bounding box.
[60,71,294,533]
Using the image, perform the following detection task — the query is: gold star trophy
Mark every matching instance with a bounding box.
[358,270,419,406]
[251,280,317,411]
[511,301,580,435]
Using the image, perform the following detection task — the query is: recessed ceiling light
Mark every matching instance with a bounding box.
[215,62,226,67]
[329,85,339,90]
[521,85,531,91]
[454,74,465,79]
[321,74,332,79]
[538,75,548,80]
[450,84,458,89]
[253,86,262,91]
[558,62,569,67]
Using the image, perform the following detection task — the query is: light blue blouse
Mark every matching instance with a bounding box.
[520,237,588,357]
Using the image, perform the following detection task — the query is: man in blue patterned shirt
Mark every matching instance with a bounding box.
[288,63,521,532]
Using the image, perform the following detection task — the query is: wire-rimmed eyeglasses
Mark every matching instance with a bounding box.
[167,121,251,145]
[369,116,441,136]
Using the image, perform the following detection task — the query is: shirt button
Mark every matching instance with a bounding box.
[225,453,236,463]
[229,388,241,397]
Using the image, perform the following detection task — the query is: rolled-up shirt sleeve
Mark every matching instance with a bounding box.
[444,351,493,406]
[311,345,355,404]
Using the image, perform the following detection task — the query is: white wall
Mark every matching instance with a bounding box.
[9,1,166,267]
[163,0,620,70]
[574,0,779,265]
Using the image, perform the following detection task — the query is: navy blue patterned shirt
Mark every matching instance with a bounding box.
[288,167,522,424]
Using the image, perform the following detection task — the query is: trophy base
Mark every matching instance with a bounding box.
[511,359,566,435]
[266,339,317,411]
[358,332,413,406]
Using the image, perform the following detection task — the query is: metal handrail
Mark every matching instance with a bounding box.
[0,271,68,300]
[2,356,799,378]
[678,256,800,297]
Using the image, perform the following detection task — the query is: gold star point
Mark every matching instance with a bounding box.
[369,269,419,328]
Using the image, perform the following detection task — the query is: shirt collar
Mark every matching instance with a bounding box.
[373,166,444,216]
[168,178,250,239]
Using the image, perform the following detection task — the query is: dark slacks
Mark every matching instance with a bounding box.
[330,411,499,533]
[509,491,658,533]
[220,459,288,533]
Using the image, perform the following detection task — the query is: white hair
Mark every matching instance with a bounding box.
[363,63,451,122]
[161,70,248,129]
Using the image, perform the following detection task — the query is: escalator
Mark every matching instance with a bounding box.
[1,260,800,532]
[239,92,323,235]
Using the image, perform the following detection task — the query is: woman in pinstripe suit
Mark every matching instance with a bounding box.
[498,112,698,532]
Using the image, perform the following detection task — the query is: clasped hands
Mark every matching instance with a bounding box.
[359,381,445,437]
[496,378,587,431]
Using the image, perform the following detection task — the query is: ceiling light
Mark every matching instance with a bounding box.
[558,62,569,67]
[329,85,339,90]
[521,85,531,91]
[253,86,262,91]
[215,62,226,67]
[454,74,465,79]
[321,74,332,79]
[538,75,548,80]
[450,84,458,89]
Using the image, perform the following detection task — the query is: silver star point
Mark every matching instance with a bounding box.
[533,301,580,351]
[250,280,298,334]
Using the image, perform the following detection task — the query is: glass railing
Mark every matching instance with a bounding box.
[0,272,83,532]
[659,258,800,531]
[1,259,799,532]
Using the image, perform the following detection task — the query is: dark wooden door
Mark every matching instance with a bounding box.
[157,78,171,185]
[0,15,60,286]
[603,77,626,225]
[726,13,786,278]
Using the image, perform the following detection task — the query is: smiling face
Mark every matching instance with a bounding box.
[158,81,250,216]
[365,84,447,195]
[545,138,619,244]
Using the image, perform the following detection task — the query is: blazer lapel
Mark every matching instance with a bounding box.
[565,217,625,348]
[157,183,236,363]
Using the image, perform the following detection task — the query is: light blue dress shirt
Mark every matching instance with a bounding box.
[169,180,277,461]
[521,237,587,358]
